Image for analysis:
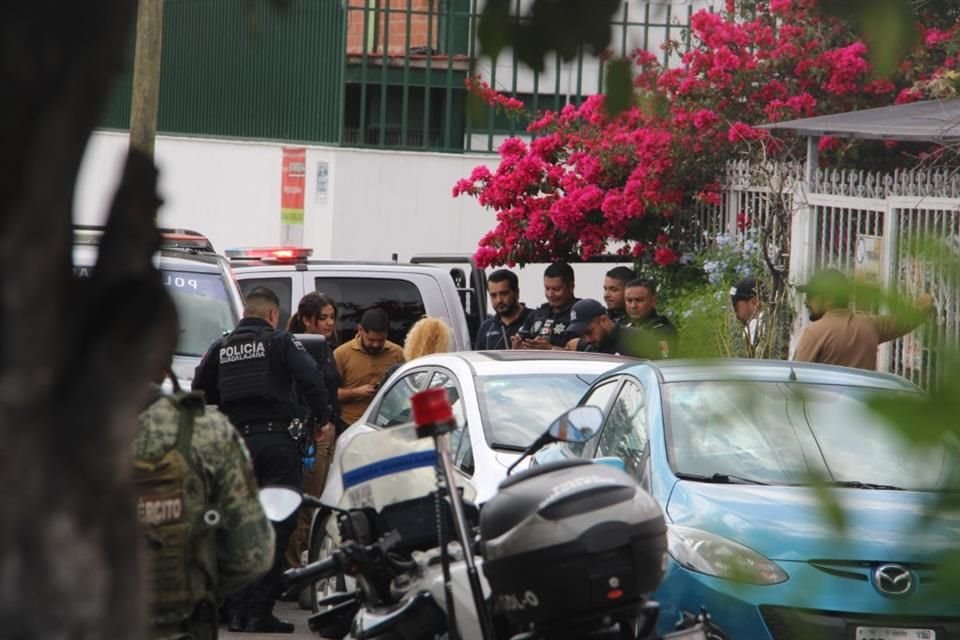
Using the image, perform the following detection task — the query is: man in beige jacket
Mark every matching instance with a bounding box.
[793,269,933,371]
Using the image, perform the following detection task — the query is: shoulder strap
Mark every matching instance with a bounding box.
[170,392,205,457]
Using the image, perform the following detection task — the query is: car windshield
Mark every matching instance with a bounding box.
[162,269,236,357]
[662,381,951,490]
[476,373,598,449]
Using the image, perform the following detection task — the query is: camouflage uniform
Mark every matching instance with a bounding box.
[134,392,276,640]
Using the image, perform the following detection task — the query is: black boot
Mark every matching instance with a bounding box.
[245,614,295,633]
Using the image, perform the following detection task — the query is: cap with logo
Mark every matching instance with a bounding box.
[729,277,758,304]
[566,299,607,336]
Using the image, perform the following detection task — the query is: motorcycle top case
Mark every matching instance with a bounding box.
[479,460,667,631]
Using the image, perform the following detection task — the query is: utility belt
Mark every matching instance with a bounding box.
[237,418,315,454]
[237,419,299,439]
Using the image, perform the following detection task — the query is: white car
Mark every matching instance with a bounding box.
[308,349,628,610]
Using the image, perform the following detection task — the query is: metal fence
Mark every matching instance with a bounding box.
[343,0,706,153]
[694,163,960,388]
[98,0,711,149]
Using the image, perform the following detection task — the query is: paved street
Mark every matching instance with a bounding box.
[221,602,318,640]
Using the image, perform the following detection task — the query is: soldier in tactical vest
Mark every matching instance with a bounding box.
[134,354,274,640]
[193,287,329,633]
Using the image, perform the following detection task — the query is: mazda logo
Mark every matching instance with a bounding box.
[873,564,914,597]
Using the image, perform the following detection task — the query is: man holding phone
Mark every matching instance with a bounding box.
[512,262,579,350]
[475,269,531,350]
[334,308,405,426]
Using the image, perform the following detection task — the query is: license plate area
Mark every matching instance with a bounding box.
[855,627,935,640]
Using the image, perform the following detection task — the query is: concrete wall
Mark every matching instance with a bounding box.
[75,131,629,307]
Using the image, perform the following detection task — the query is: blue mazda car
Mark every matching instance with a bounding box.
[533,359,959,640]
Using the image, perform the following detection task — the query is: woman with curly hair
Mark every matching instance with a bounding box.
[379,316,454,388]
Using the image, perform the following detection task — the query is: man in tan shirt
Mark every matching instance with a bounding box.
[334,307,405,425]
[793,269,933,370]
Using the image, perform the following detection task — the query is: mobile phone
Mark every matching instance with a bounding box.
[516,327,532,340]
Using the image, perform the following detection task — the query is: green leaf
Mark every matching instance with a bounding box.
[806,473,849,533]
[477,0,510,63]
[858,0,918,77]
[818,0,918,77]
[603,58,633,119]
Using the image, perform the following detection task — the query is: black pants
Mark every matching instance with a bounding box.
[226,432,302,621]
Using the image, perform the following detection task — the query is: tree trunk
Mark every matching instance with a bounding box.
[0,2,178,638]
[129,0,165,158]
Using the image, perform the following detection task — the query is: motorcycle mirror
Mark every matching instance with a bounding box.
[546,406,603,443]
[259,486,303,522]
[506,406,605,476]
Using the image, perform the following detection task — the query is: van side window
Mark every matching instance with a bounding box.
[239,277,293,329]
[315,277,426,346]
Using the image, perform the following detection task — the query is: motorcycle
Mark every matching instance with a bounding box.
[261,388,720,640]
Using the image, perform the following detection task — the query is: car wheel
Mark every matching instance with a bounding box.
[308,510,348,613]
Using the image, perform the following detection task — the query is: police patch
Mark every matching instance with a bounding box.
[220,341,266,364]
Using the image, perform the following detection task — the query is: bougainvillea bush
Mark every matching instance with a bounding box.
[455,0,960,268]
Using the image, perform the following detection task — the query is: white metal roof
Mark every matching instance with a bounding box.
[759,98,960,142]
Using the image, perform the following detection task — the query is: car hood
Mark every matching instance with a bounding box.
[666,481,960,562]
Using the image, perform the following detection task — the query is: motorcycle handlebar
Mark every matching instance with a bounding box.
[284,554,341,586]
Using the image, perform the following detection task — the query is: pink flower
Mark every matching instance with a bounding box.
[727,122,766,143]
[653,247,680,267]
[691,108,720,130]
[895,87,923,104]
[818,136,842,153]
[770,0,793,14]
[924,28,951,48]
[696,190,722,206]
[820,42,869,95]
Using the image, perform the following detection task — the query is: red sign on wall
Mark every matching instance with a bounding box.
[281,147,306,226]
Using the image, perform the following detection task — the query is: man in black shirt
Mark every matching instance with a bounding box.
[513,262,579,349]
[475,269,531,350]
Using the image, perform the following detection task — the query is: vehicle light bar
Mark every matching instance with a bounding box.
[225,246,314,263]
[73,225,215,252]
[160,230,215,252]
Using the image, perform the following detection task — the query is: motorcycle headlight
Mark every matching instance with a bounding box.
[667,525,788,585]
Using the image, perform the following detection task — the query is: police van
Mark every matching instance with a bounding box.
[73,226,244,385]
[227,248,483,350]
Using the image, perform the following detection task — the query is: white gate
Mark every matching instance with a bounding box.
[792,168,960,386]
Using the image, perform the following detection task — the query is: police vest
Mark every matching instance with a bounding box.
[134,392,218,627]
[217,327,283,404]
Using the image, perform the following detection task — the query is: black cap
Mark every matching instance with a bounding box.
[796,268,849,297]
[567,299,607,336]
[729,277,759,303]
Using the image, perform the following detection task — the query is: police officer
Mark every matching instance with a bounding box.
[512,262,580,349]
[567,298,673,359]
[193,286,329,633]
